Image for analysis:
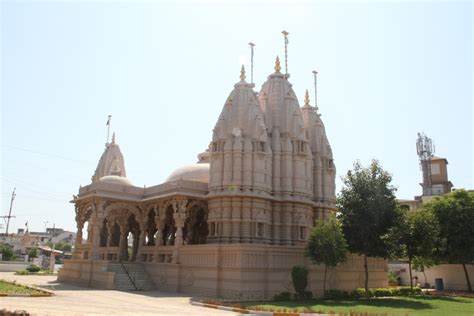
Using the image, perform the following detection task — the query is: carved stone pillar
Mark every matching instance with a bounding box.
[136,220,147,262]
[118,220,128,261]
[90,222,102,260]
[105,221,114,260]
[171,198,187,263]
[75,221,84,247]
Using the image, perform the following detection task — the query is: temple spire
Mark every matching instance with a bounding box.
[274,56,281,73]
[304,89,311,107]
[240,65,246,81]
[111,132,116,144]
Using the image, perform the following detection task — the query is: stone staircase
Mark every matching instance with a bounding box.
[108,262,155,291]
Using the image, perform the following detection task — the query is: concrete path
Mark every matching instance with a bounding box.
[0,272,239,316]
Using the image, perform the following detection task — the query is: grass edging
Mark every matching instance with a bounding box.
[0,279,53,297]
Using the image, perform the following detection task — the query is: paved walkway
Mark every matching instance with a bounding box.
[0,272,239,316]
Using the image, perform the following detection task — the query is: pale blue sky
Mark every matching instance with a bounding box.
[1,0,472,233]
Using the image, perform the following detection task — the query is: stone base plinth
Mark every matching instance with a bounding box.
[59,244,387,299]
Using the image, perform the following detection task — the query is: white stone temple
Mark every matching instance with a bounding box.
[59,55,386,299]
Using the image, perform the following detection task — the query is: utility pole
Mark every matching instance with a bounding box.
[50,223,56,271]
[2,188,16,235]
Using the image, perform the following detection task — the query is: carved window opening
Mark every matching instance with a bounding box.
[211,141,224,152]
[299,226,306,240]
[256,222,264,237]
[210,222,216,236]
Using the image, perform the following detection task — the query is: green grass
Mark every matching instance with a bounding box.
[244,296,474,316]
[0,280,49,295]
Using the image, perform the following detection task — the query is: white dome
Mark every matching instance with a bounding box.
[165,163,209,183]
[99,175,133,186]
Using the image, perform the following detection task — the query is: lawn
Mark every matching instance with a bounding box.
[0,279,49,296]
[244,296,474,316]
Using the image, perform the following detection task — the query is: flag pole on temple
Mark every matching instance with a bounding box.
[106,115,112,144]
[282,30,289,75]
[248,42,255,84]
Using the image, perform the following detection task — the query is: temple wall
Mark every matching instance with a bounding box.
[144,244,387,299]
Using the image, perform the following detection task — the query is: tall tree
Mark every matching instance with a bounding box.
[306,216,348,294]
[425,189,474,292]
[337,160,400,296]
[396,208,440,289]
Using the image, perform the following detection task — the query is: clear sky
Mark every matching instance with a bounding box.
[1,0,472,234]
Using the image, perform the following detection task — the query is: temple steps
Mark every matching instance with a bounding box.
[108,262,155,291]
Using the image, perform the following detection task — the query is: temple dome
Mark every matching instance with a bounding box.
[165,163,209,183]
[259,57,305,140]
[212,65,267,142]
[99,175,133,186]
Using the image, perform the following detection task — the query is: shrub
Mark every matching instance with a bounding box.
[351,286,422,298]
[26,265,40,273]
[0,244,14,261]
[324,289,350,299]
[372,288,393,297]
[27,248,38,259]
[291,265,309,295]
[388,271,398,285]
[15,270,30,275]
[350,288,366,298]
[273,291,292,301]
[293,290,313,300]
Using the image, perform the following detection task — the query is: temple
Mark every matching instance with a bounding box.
[59,55,387,299]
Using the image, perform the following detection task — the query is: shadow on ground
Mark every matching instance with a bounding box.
[39,280,191,299]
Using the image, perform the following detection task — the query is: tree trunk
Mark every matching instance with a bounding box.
[408,258,413,289]
[462,263,472,292]
[364,254,369,297]
[323,265,328,295]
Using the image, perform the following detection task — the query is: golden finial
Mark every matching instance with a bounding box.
[240,65,246,81]
[111,132,116,144]
[304,89,310,106]
[274,56,281,73]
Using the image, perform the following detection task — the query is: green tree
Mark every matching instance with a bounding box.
[28,247,38,259]
[425,189,474,292]
[412,256,435,288]
[306,216,348,294]
[337,160,401,296]
[0,244,14,261]
[397,208,439,289]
